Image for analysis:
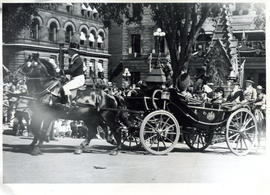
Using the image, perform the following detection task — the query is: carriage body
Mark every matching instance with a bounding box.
[137,88,258,156]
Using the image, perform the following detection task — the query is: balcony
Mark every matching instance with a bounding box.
[192,40,265,57]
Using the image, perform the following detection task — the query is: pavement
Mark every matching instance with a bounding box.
[2,132,269,184]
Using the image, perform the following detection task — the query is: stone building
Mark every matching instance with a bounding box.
[109,3,265,88]
[3,3,110,81]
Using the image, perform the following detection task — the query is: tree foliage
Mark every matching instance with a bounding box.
[253,3,265,30]
[3,3,38,42]
[94,3,222,81]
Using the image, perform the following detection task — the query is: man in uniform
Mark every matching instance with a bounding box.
[61,34,85,105]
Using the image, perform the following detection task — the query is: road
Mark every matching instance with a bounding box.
[2,133,269,183]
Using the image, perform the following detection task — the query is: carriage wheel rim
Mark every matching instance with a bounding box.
[226,108,258,156]
[140,110,180,155]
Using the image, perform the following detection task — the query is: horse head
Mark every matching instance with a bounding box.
[21,53,59,95]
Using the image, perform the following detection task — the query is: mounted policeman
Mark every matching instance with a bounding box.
[60,33,85,106]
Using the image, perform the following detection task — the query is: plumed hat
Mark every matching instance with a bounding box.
[69,34,80,51]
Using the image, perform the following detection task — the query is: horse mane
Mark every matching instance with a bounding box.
[39,58,57,77]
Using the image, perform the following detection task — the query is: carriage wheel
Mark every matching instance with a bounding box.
[121,126,141,150]
[226,108,258,156]
[183,128,214,152]
[140,110,180,155]
[152,89,164,110]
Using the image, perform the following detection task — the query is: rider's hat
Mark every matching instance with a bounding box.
[69,34,80,51]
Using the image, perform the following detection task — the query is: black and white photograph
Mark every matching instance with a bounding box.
[1,0,269,194]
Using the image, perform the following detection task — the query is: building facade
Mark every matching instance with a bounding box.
[3,3,110,81]
[109,3,265,88]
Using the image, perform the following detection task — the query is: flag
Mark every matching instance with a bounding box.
[239,59,246,88]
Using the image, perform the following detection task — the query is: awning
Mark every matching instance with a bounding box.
[89,33,95,42]
[81,3,87,10]
[87,5,93,11]
[80,32,87,41]
[97,35,103,43]
[92,7,98,14]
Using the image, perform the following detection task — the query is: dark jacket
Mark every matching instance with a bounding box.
[65,55,84,77]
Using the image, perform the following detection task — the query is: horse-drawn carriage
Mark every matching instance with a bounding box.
[121,87,258,156]
[12,53,260,156]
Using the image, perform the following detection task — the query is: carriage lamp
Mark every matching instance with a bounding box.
[153,28,166,68]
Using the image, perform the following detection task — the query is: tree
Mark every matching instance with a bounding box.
[253,3,265,30]
[94,3,222,83]
[2,3,57,42]
[3,3,37,42]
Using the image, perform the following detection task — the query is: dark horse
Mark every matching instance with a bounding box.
[20,54,125,155]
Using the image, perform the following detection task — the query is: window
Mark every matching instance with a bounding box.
[80,29,87,45]
[65,25,74,43]
[90,60,96,77]
[30,18,40,40]
[49,22,58,42]
[89,32,95,48]
[131,34,141,53]
[97,33,104,49]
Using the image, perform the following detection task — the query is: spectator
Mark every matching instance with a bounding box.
[254,85,266,115]
[70,121,79,138]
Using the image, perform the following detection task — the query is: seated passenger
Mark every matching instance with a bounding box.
[226,82,244,103]
[211,87,225,104]
[243,79,257,101]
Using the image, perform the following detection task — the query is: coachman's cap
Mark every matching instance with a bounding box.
[69,34,80,51]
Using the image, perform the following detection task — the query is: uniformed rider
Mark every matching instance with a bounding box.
[61,34,85,105]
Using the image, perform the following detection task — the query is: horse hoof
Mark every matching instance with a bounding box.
[31,147,41,156]
[109,150,118,156]
[74,149,83,155]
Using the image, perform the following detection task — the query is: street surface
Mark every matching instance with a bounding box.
[2,133,269,183]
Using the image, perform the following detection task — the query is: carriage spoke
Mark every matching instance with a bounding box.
[228,128,240,133]
[161,135,174,143]
[242,137,249,150]
[242,125,255,132]
[232,134,240,143]
[161,117,171,129]
[145,134,157,142]
[228,133,239,140]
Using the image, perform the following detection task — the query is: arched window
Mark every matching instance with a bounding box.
[49,22,58,42]
[97,32,104,49]
[30,18,40,40]
[80,29,87,45]
[65,25,74,43]
[89,31,95,48]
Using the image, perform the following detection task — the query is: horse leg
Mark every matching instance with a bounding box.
[30,136,38,146]
[74,121,97,155]
[30,139,43,155]
[109,126,122,156]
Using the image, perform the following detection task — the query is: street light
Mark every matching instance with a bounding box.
[153,28,166,68]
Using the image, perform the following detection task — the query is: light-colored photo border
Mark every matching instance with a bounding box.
[1,0,269,194]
